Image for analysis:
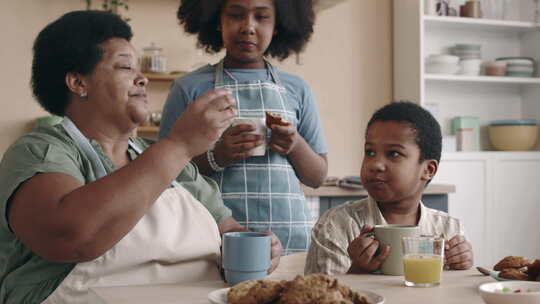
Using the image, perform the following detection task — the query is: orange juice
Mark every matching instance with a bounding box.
[403,254,443,284]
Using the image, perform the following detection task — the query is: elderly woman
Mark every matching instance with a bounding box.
[0,10,281,304]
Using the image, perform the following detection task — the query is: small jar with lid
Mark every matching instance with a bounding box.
[141,42,167,73]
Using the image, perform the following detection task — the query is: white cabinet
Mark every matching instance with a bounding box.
[394,0,540,267]
[490,153,540,263]
[432,153,488,266]
[432,152,540,267]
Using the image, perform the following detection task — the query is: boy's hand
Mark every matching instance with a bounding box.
[445,235,473,270]
[347,225,390,274]
[269,124,298,155]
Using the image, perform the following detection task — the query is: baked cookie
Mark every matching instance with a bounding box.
[227,279,284,304]
[279,274,371,304]
[499,268,529,281]
[265,111,289,128]
[279,274,341,304]
[526,259,540,280]
[493,256,530,271]
[338,284,371,304]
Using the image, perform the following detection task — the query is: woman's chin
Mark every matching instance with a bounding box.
[127,103,150,126]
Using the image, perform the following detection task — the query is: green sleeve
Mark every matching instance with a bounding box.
[0,139,84,230]
[176,162,232,224]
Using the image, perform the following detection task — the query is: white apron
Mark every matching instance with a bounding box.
[41,119,222,304]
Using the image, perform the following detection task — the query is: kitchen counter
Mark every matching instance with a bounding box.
[301,183,455,216]
[302,183,455,197]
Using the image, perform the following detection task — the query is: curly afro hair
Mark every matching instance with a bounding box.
[177,0,315,61]
[31,10,132,116]
[366,101,442,163]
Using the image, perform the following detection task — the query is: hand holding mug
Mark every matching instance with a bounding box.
[444,235,473,270]
[347,225,390,274]
[166,89,236,158]
[214,118,266,166]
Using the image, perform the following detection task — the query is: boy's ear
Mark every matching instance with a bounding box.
[421,159,439,181]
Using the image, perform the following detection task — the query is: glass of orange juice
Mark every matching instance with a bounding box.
[402,235,444,287]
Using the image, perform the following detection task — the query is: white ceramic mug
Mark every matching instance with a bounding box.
[232,117,267,156]
[374,225,420,275]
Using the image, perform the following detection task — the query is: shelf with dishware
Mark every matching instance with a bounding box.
[133,125,159,139]
[424,73,540,84]
[143,71,187,82]
[423,15,540,33]
[394,0,540,152]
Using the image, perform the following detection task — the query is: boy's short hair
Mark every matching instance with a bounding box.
[176,0,315,60]
[366,101,442,163]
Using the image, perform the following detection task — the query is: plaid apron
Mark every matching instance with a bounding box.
[211,59,313,255]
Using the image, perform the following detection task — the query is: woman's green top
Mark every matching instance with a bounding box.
[0,124,231,303]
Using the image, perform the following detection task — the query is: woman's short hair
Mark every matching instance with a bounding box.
[177,0,315,61]
[31,10,132,116]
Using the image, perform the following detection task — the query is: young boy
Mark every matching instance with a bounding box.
[305,101,473,275]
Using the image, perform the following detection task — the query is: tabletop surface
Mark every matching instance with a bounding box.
[301,183,455,197]
[91,252,493,304]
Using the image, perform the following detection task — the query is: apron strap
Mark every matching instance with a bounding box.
[214,59,283,87]
[128,138,180,188]
[264,60,282,86]
[61,117,108,179]
[214,60,225,87]
[61,118,179,188]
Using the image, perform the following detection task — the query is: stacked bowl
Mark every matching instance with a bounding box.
[495,57,535,77]
[452,44,482,60]
[460,59,482,75]
[488,120,538,151]
[426,54,460,74]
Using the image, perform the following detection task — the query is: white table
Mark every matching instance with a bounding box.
[91,253,492,303]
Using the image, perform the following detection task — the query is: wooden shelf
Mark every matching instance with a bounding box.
[425,74,540,84]
[315,0,346,12]
[143,72,187,81]
[423,15,540,33]
[134,126,159,139]
[136,126,159,132]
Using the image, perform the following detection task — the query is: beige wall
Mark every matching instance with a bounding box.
[0,0,391,178]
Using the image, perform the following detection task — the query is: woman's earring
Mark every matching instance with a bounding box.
[80,92,88,99]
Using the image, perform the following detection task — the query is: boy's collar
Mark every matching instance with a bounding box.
[368,196,426,227]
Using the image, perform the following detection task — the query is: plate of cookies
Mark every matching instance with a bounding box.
[487,256,540,281]
[208,274,384,304]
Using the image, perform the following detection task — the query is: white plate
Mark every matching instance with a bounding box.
[207,287,385,304]
[207,288,228,304]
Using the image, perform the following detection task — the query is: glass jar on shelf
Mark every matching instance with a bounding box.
[140,42,167,74]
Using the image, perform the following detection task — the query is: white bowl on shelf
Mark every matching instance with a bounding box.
[427,54,460,64]
[460,59,482,75]
[426,63,460,75]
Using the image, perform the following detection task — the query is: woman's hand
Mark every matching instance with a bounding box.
[213,124,264,168]
[445,235,473,270]
[347,225,390,274]
[165,89,236,158]
[269,124,299,155]
[259,230,282,274]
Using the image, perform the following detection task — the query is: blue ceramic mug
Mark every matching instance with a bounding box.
[222,232,271,285]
